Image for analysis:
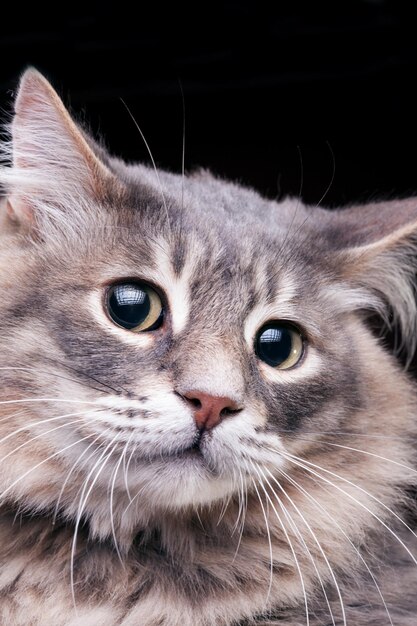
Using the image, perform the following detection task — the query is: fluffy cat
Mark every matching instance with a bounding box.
[0,68,416,626]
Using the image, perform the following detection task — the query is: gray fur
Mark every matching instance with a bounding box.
[0,69,416,625]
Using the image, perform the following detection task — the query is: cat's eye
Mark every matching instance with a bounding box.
[255,323,304,369]
[107,282,164,332]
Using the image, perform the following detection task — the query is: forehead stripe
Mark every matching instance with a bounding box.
[148,240,191,335]
[169,271,191,334]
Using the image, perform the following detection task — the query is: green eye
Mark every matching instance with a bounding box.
[255,323,304,369]
[107,282,164,332]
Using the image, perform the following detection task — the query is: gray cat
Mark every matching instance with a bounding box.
[0,68,416,625]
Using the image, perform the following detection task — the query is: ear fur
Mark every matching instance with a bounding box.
[327,200,417,363]
[0,68,117,231]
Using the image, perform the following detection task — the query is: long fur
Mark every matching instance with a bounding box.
[0,69,417,625]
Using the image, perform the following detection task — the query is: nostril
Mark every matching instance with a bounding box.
[188,397,202,409]
[174,390,203,409]
[220,406,242,417]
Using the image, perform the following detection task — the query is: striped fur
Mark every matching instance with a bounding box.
[0,69,417,625]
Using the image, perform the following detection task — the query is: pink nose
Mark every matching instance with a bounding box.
[182,390,241,430]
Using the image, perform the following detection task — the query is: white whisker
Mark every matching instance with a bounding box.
[121,469,158,519]
[0,407,103,450]
[178,79,186,212]
[217,488,233,527]
[275,427,409,441]
[261,465,344,626]
[232,467,244,534]
[52,426,112,525]
[0,410,104,468]
[279,450,417,567]
[120,99,170,226]
[0,398,105,406]
[70,435,120,611]
[124,442,138,504]
[282,450,417,543]
[276,465,394,626]
[195,507,205,532]
[122,431,135,502]
[232,467,248,562]
[250,471,275,608]
[0,365,115,396]
[109,439,130,567]
[0,433,95,502]
[251,461,310,623]
[310,439,417,475]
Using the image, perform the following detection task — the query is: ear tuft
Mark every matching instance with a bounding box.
[1,68,116,230]
[325,200,417,365]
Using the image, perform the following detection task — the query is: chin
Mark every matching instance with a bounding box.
[128,452,241,511]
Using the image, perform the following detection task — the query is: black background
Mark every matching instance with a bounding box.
[1,1,417,207]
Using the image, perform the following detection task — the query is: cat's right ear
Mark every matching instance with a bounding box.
[1,68,119,232]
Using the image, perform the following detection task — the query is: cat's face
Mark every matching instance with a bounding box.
[0,70,416,544]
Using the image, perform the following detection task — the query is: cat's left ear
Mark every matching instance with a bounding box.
[328,199,417,358]
[2,68,118,229]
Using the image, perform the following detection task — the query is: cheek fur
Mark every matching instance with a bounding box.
[257,355,362,437]
[2,69,417,626]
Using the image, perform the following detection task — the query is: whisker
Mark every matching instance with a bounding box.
[0,432,95,503]
[261,465,344,626]
[251,461,310,623]
[0,365,115,397]
[0,398,106,407]
[276,465,394,626]
[70,435,120,611]
[0,413,95,467]
[178,78,186,212]
[53,426,112,525]
[232,467,245,535]
[283,450,417,543]
[273,428,410,441]
[120,98,170,226]
[40,355,131,397]
[315,140,336,209]
[276,145,304,259]
[0,408,104,461]
[124,439,137,504]
[281,142,335,261]
[195,506,206,532]
[109,439,130,567]
[232,467,247,562]
[278,450,417,567]
[122,431,135,502]
[0,408,33,427]
[217,488,234,527]
[249,470,275,608]
[303,439,417,476]
[121,470,155,519]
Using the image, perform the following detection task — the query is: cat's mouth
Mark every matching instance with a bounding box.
[158,432,209,463]
[170,441,205,460]
[127,428,222,473]
[180,446,204,458]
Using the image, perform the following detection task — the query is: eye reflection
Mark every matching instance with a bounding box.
[261,328,283,343]
[255,322,303,369]
[114,285,147,307]
[107,282,164,332]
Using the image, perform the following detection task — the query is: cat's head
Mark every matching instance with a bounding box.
[0,69,416,546]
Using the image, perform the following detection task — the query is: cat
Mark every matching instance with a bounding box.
[0,67,416,626]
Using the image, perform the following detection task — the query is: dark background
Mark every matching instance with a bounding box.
[1,1,416,207]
